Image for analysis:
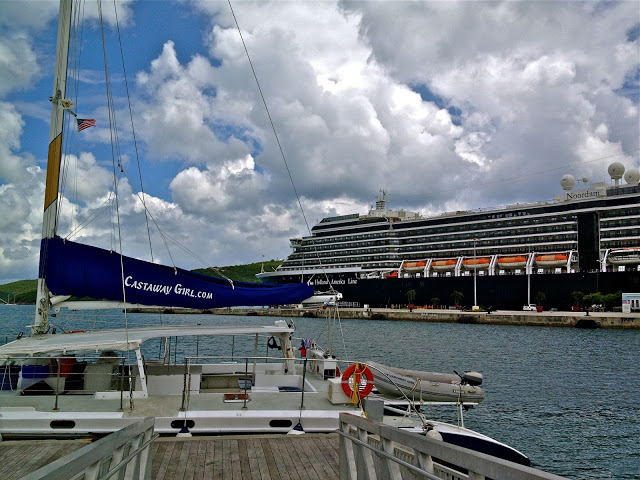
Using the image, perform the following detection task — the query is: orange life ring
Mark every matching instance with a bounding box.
[341,363,374,399]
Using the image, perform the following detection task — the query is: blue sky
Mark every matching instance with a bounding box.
[0,0,638,283]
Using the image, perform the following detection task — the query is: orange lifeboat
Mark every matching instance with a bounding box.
[497,256,527,269]
[431,259,457,272]
[403,261,427,273]
[385,271,399,278]
[535,254,569,268]
[462,258,490,270]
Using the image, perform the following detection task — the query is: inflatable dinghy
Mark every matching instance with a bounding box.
[367,360,485,403]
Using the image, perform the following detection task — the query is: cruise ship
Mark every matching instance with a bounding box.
[258,163,640,310]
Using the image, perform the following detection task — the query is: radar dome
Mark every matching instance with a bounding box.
[624,169,640,184]
[560,174,576,191]
[608,162,625,180]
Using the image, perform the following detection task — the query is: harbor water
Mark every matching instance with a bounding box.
[0,305,638,479]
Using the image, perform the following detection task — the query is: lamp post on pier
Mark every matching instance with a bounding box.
[473,238,478,310]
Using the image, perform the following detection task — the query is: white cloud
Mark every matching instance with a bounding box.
[0,102,30,183]
[0,0,638,284]
[344,0,638,201]
[169,154,263,216]
[136,41,241,164]
[59,152,114,204]
[0,33,39,96]
[0,2,60,30]
[0,166,44,282]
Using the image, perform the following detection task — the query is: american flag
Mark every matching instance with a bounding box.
[77,118,96,131]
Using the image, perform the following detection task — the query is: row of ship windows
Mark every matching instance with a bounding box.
[600,208,640,218]
[298,226,576,252]
[602,218,640,228]
[287,235,640,265]
[400,235,575,251]
[290,237,576,260]
[310,208,640,244]
[294,233,577,257]
[287,242,578,264]
[281,240,640,270]
[605,229,640,238]
[317,206,639,230]
[398,228,575,245]
[298,216,640,252]
[602,239,640,248]
[314,216,577,240]
[284,237,640,268]
[392,216,577,236]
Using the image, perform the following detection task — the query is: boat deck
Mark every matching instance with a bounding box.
[0,434,341,480]
[0,365,422,436]
[0,367,350,412]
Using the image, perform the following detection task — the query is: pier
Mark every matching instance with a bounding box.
[134,306,640,329]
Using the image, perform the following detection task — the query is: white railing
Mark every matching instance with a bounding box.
[338,413,569,480]
[20,417,157,480]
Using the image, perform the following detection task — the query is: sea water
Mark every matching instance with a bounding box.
[0,305,638,479]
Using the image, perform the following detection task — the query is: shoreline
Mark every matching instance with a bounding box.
[131,306,640,329]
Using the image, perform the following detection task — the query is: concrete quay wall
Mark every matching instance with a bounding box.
[142,306,640,329]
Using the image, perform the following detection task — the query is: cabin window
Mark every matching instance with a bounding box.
[269,419,293,428]
[171,419,195,429]
[50,420,75,429]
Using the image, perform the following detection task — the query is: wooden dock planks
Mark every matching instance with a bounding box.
[0,439,89,480]
[150,434,341,480]
[0,433,340,480]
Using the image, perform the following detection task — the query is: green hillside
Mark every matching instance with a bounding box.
[0,260,282,305]
[194,260,282,283]
[0,280,38,305]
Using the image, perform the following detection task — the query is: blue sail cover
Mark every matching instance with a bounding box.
[40,237,313,308]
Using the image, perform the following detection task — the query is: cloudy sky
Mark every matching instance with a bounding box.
[0,0,638,283]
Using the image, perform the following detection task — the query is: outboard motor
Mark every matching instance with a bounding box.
[460,371,483,386]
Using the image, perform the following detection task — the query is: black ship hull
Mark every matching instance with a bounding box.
[285,271,640,310]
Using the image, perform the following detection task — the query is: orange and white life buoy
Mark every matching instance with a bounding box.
[341,363,374,399]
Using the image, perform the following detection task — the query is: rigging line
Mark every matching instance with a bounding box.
[58,0,86,234]
[64,198,112,239]
[336,307,349,363]
[113,164,227,275]
[228,0,335,289]
[108,166,179,268]
[56,96,75,230]
[0,318,21,336]
[112,0,154,263]
[97,0,132,377]
[70,1,84,236]
[109,188,115,251]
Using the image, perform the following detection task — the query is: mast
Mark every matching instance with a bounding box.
[33,0,73,335]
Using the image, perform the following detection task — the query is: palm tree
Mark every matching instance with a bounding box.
[406,289,416,311]
[451,290,464,307]
[406,289,416,304]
